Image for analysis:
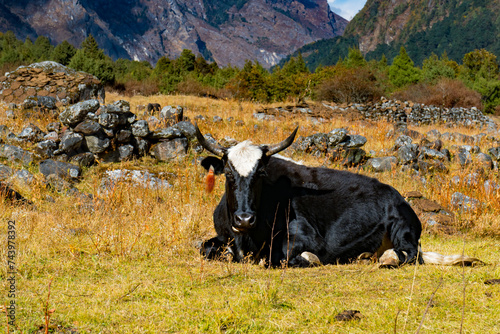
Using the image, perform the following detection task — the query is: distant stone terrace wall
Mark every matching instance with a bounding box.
[0,61,104,107]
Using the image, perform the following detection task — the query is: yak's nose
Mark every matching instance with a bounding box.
[234,212,256,230]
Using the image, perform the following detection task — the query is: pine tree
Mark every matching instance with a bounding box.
[51,40,77,66]
[80,34,105,60]
[388,46,420,88]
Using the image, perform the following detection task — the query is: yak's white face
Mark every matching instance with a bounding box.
[227,141,263,177]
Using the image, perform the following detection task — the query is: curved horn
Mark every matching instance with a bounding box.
[264,127,298,156]
[195,123,226,157]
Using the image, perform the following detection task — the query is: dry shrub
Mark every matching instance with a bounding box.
[176,77,231,99]
[315,67,383,103]
[108,79,159,97]
[393,78,483,108]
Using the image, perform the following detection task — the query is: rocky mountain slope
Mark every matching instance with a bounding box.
[0,0,348,68]
[283,0,499,69]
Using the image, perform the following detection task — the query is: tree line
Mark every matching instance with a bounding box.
[1,31,499,114]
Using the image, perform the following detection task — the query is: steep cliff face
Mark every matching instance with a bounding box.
[0,0,348,68]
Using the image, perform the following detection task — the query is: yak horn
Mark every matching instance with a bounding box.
[195,123,226,157]
[265,127,299,156]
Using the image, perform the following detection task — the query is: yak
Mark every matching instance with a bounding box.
[196,125,480,267]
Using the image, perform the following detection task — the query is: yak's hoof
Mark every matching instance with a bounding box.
[300,251,322,267]
[379,249,400,268]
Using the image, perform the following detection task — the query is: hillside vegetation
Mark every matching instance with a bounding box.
[1,92,499,333]
[2,30,500,113]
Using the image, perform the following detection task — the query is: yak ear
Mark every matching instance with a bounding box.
[201,156,225,175]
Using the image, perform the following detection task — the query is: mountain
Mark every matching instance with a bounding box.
[0,0,348,68]
[283,0,500,69]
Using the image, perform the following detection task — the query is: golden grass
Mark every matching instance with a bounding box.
[0,93,499,333]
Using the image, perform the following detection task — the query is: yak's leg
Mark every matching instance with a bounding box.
[200,236,233,261]
[381,203,423,266]
[283,217,323,267]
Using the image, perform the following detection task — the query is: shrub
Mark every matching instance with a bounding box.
[110,79,159,97]
[392,78,483,109]
[315,67,383,103]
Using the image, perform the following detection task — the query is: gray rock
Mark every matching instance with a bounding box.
[54,131,83,155]
[39,159,81,180]
[98,112,123,129]
[394,135,413,150]
[73,120,102,135]
[22,96,57,110]
[327,128,348,146]
[110,100,131,113]
[43,131,59,142]
[0,144,33,165]
[18,124,45,142]
[456,147,473,166]
[426,129,441,141]
[60,99,100,127]
[131,120,150,137]
[99,169,172,196]
[253,113,275,121]
[118,144,134,161]
[488,147,500,161]
[484,180,500,195]
[417,160,448,174]
[476,153,493,169]
[341,148,366,167]
[364,156,398,172]
[311,133,329,152]
[45,173,76,193]
[9,169,34,188]
[450,192,481,212]
[173,121,196,140]
[151,138,188,161]
[35,140,58,159]
[85,136,110,154]
[116,129,132,143]
[419,147,447,161]
[46,122,61,133]
[149,127,183,141]
[133,137,149,156]
[160,105,183,123]
[338,134,367,148]
[0,164,13,180]
[69,152,95,168]
[397,144,419,165]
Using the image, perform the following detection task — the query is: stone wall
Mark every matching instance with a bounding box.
[0,61,104,108]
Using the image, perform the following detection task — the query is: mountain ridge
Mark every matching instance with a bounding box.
[0,0,348,68]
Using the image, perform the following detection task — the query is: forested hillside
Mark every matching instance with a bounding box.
[284,0,499,68]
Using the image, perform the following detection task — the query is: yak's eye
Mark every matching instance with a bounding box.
[225,171,235,181]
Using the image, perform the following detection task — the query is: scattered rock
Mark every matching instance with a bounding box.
[39,159,81,180]
[335,310,362,321]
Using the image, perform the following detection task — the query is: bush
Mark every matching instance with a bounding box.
[109,79,159,97]
[392,78,483,109]
[315,67,383,103]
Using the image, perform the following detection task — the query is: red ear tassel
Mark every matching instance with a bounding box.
[205,165,215,193]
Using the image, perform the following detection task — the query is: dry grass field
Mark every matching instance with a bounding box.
[1,92,499,333]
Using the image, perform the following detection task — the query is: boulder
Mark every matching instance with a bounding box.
[39,159,81,180]
[151,138,188,161]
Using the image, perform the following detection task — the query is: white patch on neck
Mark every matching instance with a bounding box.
[227,141,262,177]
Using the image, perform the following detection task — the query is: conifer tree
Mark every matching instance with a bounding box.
[388,46,420,87]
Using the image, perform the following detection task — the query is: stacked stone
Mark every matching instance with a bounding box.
[2,99,195,166]
[292,128,368,167]
[358,98,495,129]
[0,61,104,108]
